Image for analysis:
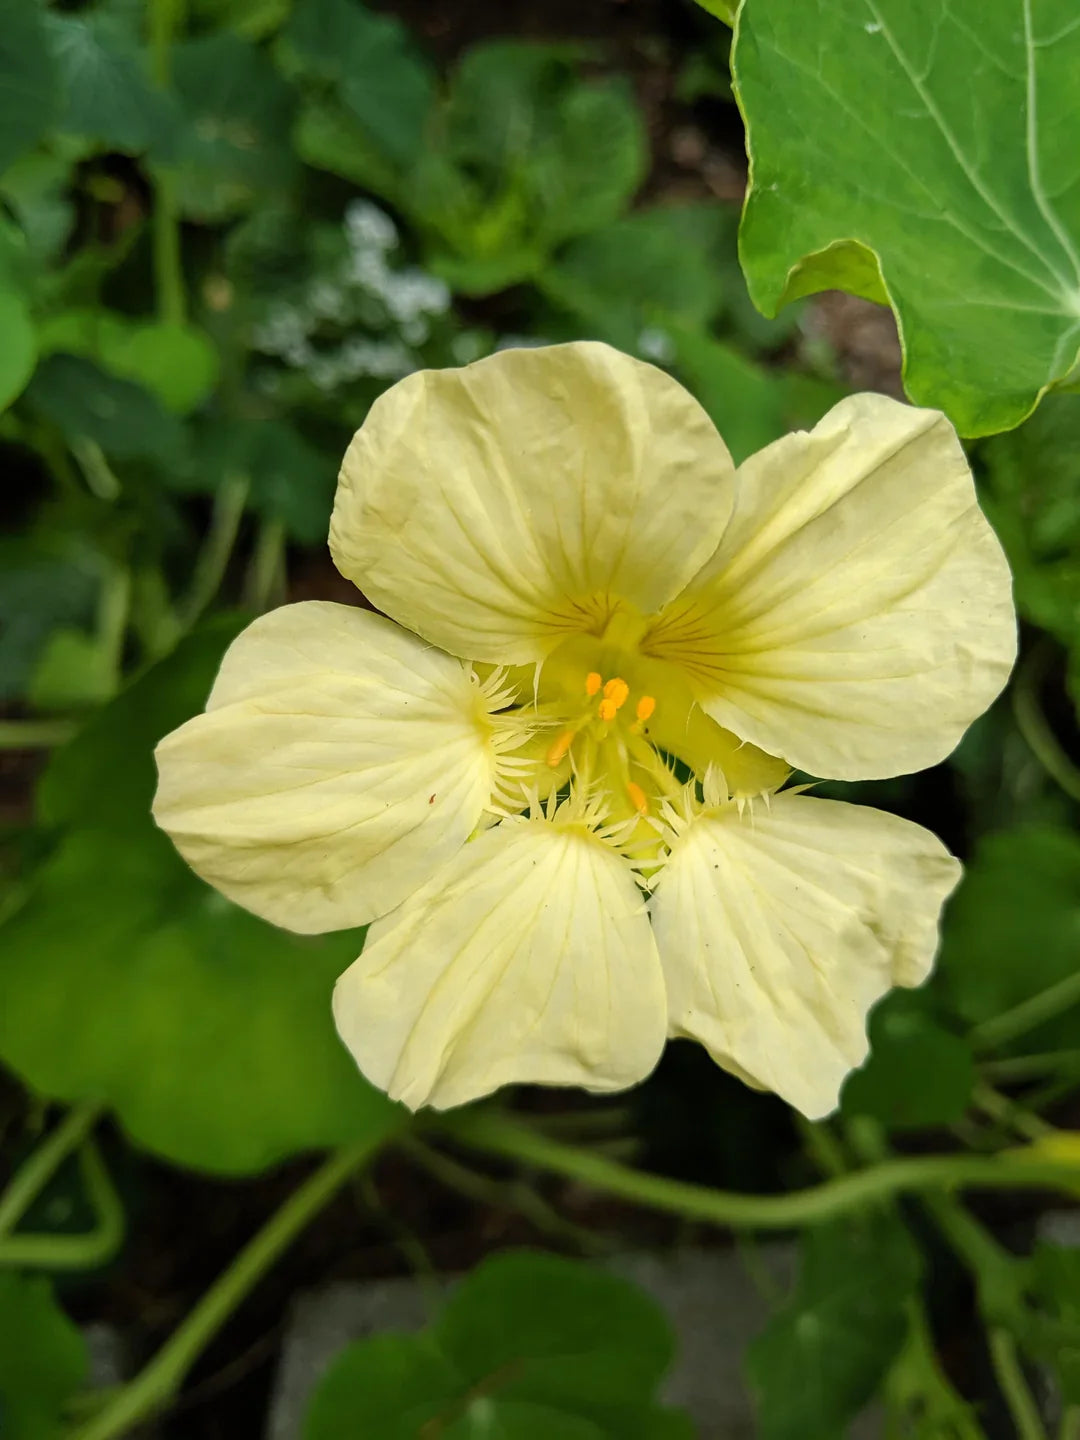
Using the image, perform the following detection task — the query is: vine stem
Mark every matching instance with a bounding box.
[149,0,186,327]
[989,1329,1048,1440]
[440,1110,1080,1230]
[67,1134,384,1440]
[0,1105,103,1242]
[178,472,249,627]
[0,719,79,749]
[1013,641,1080,805]
[0,1140,124,1271]
[973,969,1080,1054]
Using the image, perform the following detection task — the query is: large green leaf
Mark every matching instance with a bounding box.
[167,33,295,221]
[539,204,728,352]
[24,353,188,464]
[304,1252,691,1439]
[0,620,399,1174]
[0,1274,86,1440]
[934,826,1080,1052]
[45,10,174,153]
[0,0,59,178]
[746,1214,921,1440]
[279,0,434,167]
[733,0,1080,436]
[840,990,974,1130]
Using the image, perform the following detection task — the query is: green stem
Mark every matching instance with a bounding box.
[178,472,249,627]
[70,439,121,502]
[67,1135,383,1440]
[0,1105,102,1242]
[242,517,286,613]
[982,1052,1080,1083]
[0,719,79,749]
[922,1192,1026,1317]
[972,1083,1054,1142]
[0,1140,125,1271]
[973,970,1080,1054]
[1013,642,1080,805]
[442,1110,1080,1231]
[149,0,186,327]
[989,1329,1048,1440]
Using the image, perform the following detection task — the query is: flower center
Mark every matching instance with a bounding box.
[542,661,675,820]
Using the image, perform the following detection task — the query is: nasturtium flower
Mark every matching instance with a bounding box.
[153,342,1015,1118]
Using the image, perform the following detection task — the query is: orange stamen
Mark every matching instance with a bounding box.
[546,729,575,767]
[602,676,630,710]
[626,781,649,815]
[635,695,656,722]
[585,671,602,697]
[597,698,618,722]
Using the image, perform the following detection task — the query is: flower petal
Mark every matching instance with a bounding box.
[648,792,961,1118]
[153,602,497,934]
[645,394,1016,779]
[330,341,735,665]
[333,817,667,1109]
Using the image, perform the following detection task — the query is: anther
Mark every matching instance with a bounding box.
[585,671,602,697]
[602,677,629,710]
[626,781,649,815]
[597,698,618,722]
[635,695,656,722]
[546,729,575,767]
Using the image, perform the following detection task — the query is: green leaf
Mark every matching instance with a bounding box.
[279,0,434,168]
[0,620,399,1174]
[37,312,220,415]
[426,44,645,293]
[0,287,36,412]
[979,391,1080,648]
[0,154,76,260]
[101,322,220,415]
[733,0,1080,436]
[747,1214,921,1440]
[24,353,188,464]
[167,33,295,221]
[935,827,1080,1051]
[671,330,788,464]
[304,1252,690,1439]
[539,203,728,352]
[45,10,174,153]
[841,990,975,1130]
[0,0,60,178]
[0,1274,86,1440]
[692,0,736,23]
[180,419,334,544]
[0,535,102,703]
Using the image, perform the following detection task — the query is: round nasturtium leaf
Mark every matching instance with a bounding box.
[0,289,37,412]
[0,1274,86,1440]
[0,619,401,1175]
[733,0,1080,437]
[0,0,59,178]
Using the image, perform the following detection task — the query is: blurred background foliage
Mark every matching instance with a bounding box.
[1,0,1080,1437]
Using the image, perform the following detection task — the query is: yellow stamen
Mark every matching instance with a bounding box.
[626,780,649,815]
[585,671,602,697]
[635,695,656,722]
[602,676,629,710]
[597,698,618,722]
[546,729,575,767]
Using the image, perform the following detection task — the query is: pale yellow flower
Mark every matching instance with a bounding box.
[153,342,1015,1118]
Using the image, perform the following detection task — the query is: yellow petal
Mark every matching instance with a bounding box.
[333,816,667,1110]
[153,602,497,934]
[645,394,1016,779]
[648,792,961,1119]
[330,341,735,665]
